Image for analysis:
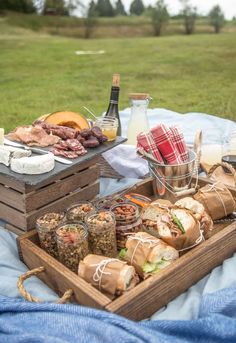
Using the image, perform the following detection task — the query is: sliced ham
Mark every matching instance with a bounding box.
[6,126,60,147]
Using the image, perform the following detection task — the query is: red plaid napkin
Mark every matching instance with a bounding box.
[137,132,164,163]
[170,126,189,162]
[150,124,183,165]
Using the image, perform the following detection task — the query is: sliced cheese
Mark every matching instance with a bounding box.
[10,153,55,174]
[0,146,31,166]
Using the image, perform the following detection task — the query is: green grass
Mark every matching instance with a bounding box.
[0,19,236,132]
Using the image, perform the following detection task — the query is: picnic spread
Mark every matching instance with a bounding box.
[0,106,236,342]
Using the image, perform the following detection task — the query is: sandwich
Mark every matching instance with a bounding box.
[78,254,139,296]
[175,197,213,239]
[141,204,202,250]
[119,232,179,278]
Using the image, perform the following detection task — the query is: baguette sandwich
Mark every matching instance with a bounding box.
[119,232,179,278]
[78,254,139,295]
[175,197,213,239]
[141,204,202,250]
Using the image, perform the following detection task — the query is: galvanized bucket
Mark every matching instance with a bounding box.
[149,149,198,197]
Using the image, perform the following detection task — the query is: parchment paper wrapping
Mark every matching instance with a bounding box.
[194,183,236,220]
[78,254,131,295]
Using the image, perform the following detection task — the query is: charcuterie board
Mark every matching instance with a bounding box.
[17,177,236,321]
[0,136,126,187]
[0,136,126,234]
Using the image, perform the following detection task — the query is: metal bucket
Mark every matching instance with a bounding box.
[149,149,198,198]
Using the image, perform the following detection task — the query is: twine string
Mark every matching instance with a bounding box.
[91,259,124,290]
[127,236,159,265]
[201,182,227,217]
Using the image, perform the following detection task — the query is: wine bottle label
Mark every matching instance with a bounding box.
[110,100,118,104]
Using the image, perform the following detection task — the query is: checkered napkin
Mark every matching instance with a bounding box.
[170,126,189,162]
[150,124,185,165]
[137,132,164,163]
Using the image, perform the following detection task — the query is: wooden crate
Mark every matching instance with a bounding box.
[1,157,100,235]
[0,137,126,235]
[17,177,236,320]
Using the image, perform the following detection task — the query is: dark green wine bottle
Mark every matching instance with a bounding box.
[104,74,122,136]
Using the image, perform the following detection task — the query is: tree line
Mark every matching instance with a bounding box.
[0,0,227,35]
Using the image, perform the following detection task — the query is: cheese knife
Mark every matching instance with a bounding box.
[3,138,73,165]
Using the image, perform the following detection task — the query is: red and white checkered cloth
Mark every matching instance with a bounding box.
[137,132,164,163]
[150,124,183,165]
[170,126,189,162]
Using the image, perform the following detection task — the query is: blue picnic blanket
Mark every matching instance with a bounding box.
[1,287,236,343]
[0,109,236,342]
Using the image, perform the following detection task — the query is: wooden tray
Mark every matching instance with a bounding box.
[17,177,236,320]
[0,137,126,234]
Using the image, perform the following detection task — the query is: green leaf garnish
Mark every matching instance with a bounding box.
[119,248,127,259]
[172,214,185,234]
[142,262,157,273]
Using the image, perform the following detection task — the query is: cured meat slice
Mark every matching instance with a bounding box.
[52,148,79,159]
[35,121,77,140]
[6,126,60,147]
[66,139,84,151]
[82,136,100,148]
[53,142,69,150]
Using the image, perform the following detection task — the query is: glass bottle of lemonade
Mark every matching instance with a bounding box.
[126,93,150,145]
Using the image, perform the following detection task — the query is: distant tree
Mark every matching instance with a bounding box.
[209,5,225,33]
[115,0,126,16]
[0,0,36,13]
[96,0,114,17]
[43,0,69,15]
[130,0,145,16]
[84,0,98,38]
[151,0,169,36]
[88,0,97,16]
[180,0,197,34]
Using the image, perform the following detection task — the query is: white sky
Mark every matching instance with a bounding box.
[122,0,236,19]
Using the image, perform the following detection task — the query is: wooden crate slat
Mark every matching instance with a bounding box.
[25,181,99,230]
[25,165,99,212]
[24,157,100,193]
[19,237,111,309]
[0,202,26,229]
[0,174,25,193]
[105,222,236,320]
[0,184,25,212]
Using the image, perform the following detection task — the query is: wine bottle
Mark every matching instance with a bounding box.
[104,74,121,136]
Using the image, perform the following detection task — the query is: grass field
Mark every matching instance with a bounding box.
[0,18,236,132]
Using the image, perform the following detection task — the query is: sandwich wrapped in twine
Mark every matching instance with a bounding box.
[78,255,133,295]
[194,182,236,220]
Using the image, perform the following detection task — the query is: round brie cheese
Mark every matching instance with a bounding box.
[10,153,55,174]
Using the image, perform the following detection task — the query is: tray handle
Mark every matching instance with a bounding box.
[17,266,73,304]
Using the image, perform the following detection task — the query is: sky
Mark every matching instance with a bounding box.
[122,0,236,19]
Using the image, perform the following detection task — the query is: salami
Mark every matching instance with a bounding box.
[66,139,84,151]
[52,148,79,159]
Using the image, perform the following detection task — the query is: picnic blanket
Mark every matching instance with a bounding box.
[0,109,236,342]
[1,287,236,343]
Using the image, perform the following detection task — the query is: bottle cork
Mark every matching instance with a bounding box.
[112,74,120,87]
[128,93,150,100]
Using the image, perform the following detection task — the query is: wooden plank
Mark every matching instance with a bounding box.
[106,222,236,320]
[25,181,99,230]
[0,174,25,192]
[0,202,26,229]
[24,156,100,193]
[19,237,111,309]
[0,184,25,212]
[25,165,99,212]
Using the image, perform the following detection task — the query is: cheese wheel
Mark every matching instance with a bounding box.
[0,146,31,166]
[10,153,55,174]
